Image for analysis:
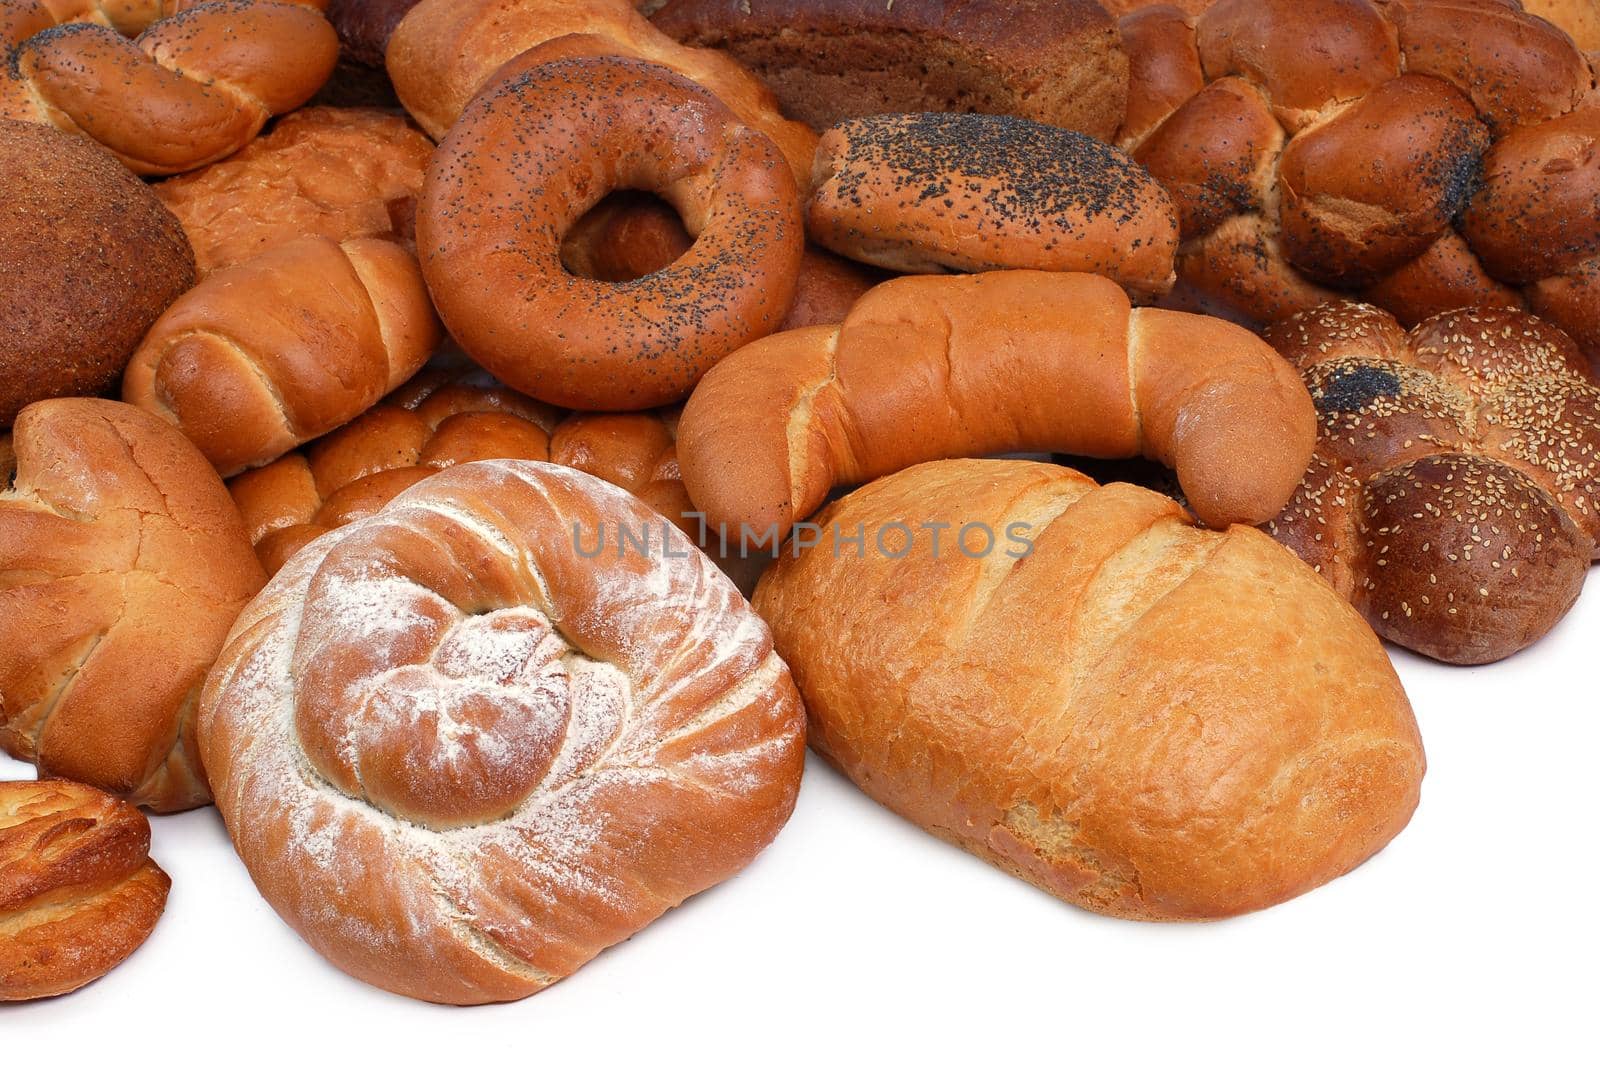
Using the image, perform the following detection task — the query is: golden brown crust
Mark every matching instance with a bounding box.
[806,112,1178,299]
[650,0,1128,139]
[0,399,266,810]
[1264,301,1600,663]
[0,779,169,1001]
[753,458,1424,920]
[200,460,806,1003]
[155,106,432,275]
[419,56,803,410]
[677,271,1315,541]
[0,0,338,176]
[1522,0,1600,51]
[386,0,818,187]
[1117,0,1600,349]
[0,120,195,427]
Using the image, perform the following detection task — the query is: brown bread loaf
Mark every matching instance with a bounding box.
[754,458,1425,920]
[650,0,1128,139]
[0,779,170,1001]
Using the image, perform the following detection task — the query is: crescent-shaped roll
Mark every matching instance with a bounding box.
[676,271,1317,540]
[199,460,806,1004]
[754,458,1425,920]
[123,235,441,476]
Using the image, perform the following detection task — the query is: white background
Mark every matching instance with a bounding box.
[3,590,1595,1067]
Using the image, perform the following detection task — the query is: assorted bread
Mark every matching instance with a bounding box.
[1116,0,1600,355]
[0,779,169,1001]
[1264,302,1600,664]
[7,0,1596,1008]
[200,461,805,1003]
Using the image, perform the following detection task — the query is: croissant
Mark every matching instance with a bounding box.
[199,460,806,1004]
[123,235,441,476]
[0,0,339,176]
[677,270,1317,541]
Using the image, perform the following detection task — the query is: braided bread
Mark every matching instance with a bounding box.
[1264,301,1600,664]
[754,458,1424,920]
[1117,0,1600,353]
[0,399,265,811]
[200,460,806,1003]
[1,779,170,1001]
[386,0,818,189]
[0,0,339,175]
[677,271,1316,542]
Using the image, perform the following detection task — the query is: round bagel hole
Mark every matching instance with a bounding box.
[559,190,694,283]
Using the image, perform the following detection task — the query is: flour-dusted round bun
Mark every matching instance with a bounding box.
[0,399,266,811]
[200,460,806,1004]
[0,121,195,427]
[755,458,1425,920]
[0,779,170,1002]
[806,112,1178,299]
[419,55,803,410]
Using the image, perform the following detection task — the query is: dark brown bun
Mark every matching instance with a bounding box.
[327,0,424,66]
[0,121,194,427]
[650,0,1128,140]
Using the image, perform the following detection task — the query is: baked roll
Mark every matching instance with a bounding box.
[1,779,170,1002]
[200,460,805,1003]
[755,458,1425,920]
[0,400,266,811]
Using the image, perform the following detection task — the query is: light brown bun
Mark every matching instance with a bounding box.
[0,0,338,175]
[678,271,1316,542]
[386,0,817,188]
[1524,0,1600,51]
[1264,301,1600,664]
[561,193,885,331]
[807,113,1178,299]
[0,399,266,811]
[0,779,170,1001]
[0,120,194,427]
[650,0,1128,140]
[200,460,806,1004]
[155,106,433,275]
[1117,0,1600,352]
[754,458,1424,920]
[418,56,802,410]
[123,235,441,476]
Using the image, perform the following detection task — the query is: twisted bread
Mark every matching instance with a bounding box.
[649,0,1128,139]
[1264,301,1600,663]
[0,0,339,175]
[1117,0,1600,352]
[200,460,806,1004]
[754,458,1424,920]
[386,0,817,189]
[677,271,1316,542]
[807,112,1179,298]
[0,400,265,811]
[419,55,802,410]
[1,779,170,1001]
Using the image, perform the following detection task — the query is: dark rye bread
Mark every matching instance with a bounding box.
[806,112,1178,300]
[0,122,195,428]
[650,0,1129,140]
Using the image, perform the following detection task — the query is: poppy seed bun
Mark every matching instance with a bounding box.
[0,122,194,427]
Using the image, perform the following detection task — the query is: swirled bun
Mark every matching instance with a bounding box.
[200,460,805,1004]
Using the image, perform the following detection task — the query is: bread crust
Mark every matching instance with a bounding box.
[1265,301,1600,663]
[200,460,805,1003]
[754,458,1424,920]
[0,399,266,810]
[650,0,1128,139]
[0,120,195,428]
[0,779,170,1001]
